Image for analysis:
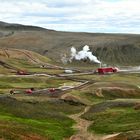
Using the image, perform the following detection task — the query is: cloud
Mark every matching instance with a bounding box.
[0,0,139,34]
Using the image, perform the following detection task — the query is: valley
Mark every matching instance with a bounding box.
[0,21,140,140]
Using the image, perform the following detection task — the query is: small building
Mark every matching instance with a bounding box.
[97,67,118,74]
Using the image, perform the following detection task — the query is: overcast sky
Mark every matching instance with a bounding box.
[0,0,140,34]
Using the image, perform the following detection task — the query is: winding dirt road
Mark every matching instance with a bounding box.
[68,106,120,140]
[69,106,101,140]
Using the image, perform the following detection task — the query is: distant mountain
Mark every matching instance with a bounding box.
[0,21,140,66]
[0,21,49,31]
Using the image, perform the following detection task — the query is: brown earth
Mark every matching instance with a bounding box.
[69,106,96,140]
[105,130,140,140]
[0,48,50,64]
[0,21,140,65]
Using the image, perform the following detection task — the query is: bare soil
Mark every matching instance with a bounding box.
[68,106,101,140]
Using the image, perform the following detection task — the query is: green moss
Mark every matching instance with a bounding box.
[0,97,85,140]
[87,107,140,134]
[0,114,74,140]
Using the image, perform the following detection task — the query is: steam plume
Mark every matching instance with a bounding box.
[70,45,101,64]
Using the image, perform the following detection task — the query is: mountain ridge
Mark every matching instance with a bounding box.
[0,21,54,31]
[0,21,140,66]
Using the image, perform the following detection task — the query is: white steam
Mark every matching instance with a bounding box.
[70,45,101,64]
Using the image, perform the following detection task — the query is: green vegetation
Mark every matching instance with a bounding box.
[6,58,38,69]
[27,68,64,74]
[0,115,74,140]
[0,69,140,139]
[0,76,77,94]
[0,58,63,75]
[86,107,140,134]
[69,89,105,105]
[70,74,140,100]
[72,73,140,86]
[0,96,85,140]
[0,76,71,88]
[0,27,140,139]
[68,72,140,137]
[0,66,12,74]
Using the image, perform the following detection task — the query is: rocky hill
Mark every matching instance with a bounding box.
[0,21,140,66]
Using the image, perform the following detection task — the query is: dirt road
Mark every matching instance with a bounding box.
[68,106,120,140]
[68,106,101,140]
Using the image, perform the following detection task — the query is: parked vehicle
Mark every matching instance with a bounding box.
[17,70,28,75]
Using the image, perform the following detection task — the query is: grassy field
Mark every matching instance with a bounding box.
[0,70,139,139]
[68,74,140,103]
[0,75,79,95]
[0,41,139,139]
[27,68,64,74]
[72,73,140,85]
[65,72,140,138]
[68,89,105,105]
[0,66,12,74]
[82,105,140,134]
[0,96,85,140]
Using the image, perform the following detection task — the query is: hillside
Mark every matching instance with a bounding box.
[0,48,51,64]
[0,21,48,31]
[0,22,140,140]
[0,48,52,75]
[0,21,140,66]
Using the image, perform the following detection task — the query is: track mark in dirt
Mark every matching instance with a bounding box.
[68,106,120,140]
[69,106,101,140]
[102,133,120,140]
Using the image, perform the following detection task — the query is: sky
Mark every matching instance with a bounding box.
[0,0,140,34]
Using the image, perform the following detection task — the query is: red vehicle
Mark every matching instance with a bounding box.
[97,67,118,74]
[49,88,56,93]
[17,70,27,75]
[25,89,33,94]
